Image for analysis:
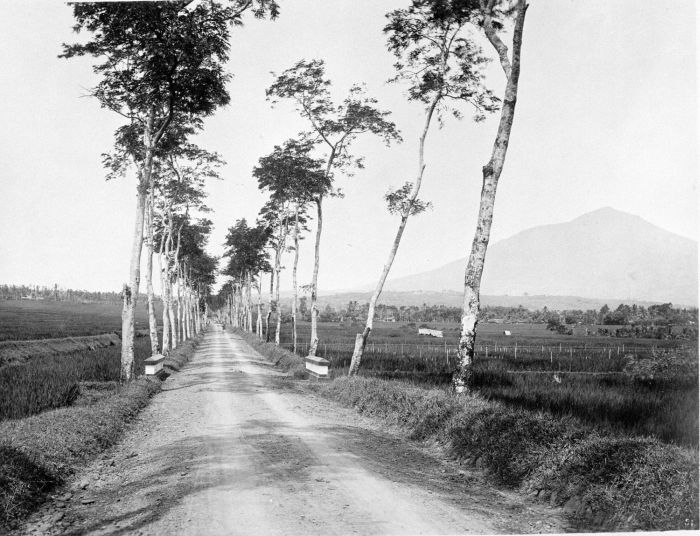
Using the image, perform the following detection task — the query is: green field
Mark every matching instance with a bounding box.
[0,300,158,421]
[0,299,160,341]
[277,320,699,446]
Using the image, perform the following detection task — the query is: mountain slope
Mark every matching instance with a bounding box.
[379,207,697,305]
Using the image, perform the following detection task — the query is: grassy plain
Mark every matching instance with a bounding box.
[0,299,160,341]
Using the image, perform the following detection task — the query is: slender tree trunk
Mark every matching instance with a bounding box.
[266,271,273,342]
[256,274,263,337]
[121,186,147,381]
[177,273,184,342]
[275,264,282,346]
[453,0,528,393]
[308,196,323,356]
[145,194,159,356]
[291,207,300,354]
[168,279,177,349]
[159,246,171,354]
[246,273,253,332]
[349,95,439,376]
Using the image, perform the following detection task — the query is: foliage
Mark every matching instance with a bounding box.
[253,138,330,206]
[385,0,499,122]
[384,182,432,216]
[222,219,271,281]
[267,59,402,181]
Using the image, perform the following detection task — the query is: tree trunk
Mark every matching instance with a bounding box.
[453,0,528,393]
[256,273,263,337]
[168,280,177,349]
[159,249,171,354]
[291,207,300,354]
[120,186,147,381]
[246,273,253,332]
[145,194,159,356]
[266,271,273,342]
[177,274,184,342]
[348,95,439,376]
[308,196,323,356]
[275,264,282,346]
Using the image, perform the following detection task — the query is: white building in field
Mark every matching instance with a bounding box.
[418,328,443,338]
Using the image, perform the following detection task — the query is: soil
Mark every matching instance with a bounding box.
[15,325,569,535]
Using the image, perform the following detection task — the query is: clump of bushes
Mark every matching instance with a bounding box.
[314,376,699,532]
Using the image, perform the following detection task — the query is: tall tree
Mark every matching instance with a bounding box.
[453,0,529,392]
[152,139,223,352]
[267,60,401,356]
[348,0,497,375]
[253,139,329,350]
[223,219,271,333]
[62,1,278,381]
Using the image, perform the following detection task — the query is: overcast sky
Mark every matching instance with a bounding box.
[0,0,696,294]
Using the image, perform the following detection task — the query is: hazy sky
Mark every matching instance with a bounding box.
[0,0,696,294]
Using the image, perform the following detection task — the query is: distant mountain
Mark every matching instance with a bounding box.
[369,208,698,306]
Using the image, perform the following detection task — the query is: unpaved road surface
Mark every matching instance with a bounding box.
[18,326,568,535]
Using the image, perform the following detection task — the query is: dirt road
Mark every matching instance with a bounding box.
[19,326,568,535]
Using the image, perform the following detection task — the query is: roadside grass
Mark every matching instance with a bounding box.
[239,328,699,531]
[0,379,160,530]
[233,329,307,378]
[315,376,699,532]
[0,334,201,531]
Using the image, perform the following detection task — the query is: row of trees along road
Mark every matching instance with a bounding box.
[62,0,279,381]
[65,0,526,392]
[222,0,528,392]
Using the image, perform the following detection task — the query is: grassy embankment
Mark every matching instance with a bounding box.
[236,328,699,532]
[0,300,199,531]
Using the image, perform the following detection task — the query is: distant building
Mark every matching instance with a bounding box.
[418,328,443,338]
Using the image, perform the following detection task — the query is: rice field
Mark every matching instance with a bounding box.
[277,320,699,445]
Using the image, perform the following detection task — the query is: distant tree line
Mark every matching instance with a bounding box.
[0,284,128,304]
[271,299,698,335]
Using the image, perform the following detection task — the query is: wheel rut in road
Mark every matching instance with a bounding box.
[17,325,569,535]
